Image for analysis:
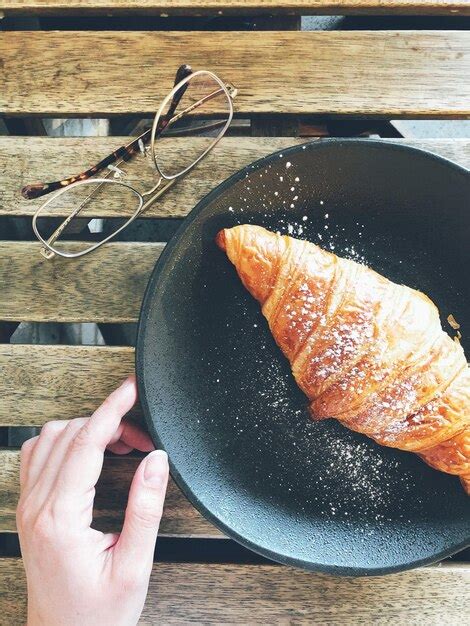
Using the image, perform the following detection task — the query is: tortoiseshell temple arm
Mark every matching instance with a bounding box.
[21,64,193,201]
[21,138,145,200]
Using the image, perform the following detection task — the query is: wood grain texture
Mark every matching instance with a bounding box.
[1,137,305,218]
[0,344,140,424]
[1,0,468,17]
[0,559,469,625]
[2,137,470,218]
[0,449,221,536]
[0,242,163,322]
[1,31,469,117]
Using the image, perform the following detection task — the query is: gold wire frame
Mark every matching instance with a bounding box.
[31,70,237,260]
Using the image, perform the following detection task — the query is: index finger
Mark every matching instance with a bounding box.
[56,376,138,499]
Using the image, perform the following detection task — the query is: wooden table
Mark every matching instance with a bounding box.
[0,2,469,623]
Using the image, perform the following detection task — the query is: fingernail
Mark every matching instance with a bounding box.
[144,450,168,485]
[121,375,136,389]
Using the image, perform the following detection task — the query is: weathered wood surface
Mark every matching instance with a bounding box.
[0,242,163,322]
[1,137,305,218]
[1,32,469,117]
[2,137,470,218]
[0,558,468,625]
[1,0,468,16]
[0,344,141,424]
[0,449,222,536]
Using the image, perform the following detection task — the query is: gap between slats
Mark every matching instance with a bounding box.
[1,0,469,17]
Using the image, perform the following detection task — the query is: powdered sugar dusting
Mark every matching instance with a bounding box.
[225,162,368,266]
[212,150,429,523]
[308,313,374,389]
[203,288,423,526]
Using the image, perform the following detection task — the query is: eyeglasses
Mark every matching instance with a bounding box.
[23,65,237,259]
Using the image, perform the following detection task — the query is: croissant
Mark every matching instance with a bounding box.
[216,224,470,493]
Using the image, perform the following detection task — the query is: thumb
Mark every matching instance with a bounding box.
[115,450,169,573]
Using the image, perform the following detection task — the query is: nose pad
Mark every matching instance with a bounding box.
[226,82,238,99]
[107,164,126,179]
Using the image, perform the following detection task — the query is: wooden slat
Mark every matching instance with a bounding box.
[0,137,305,218]
[0,242,163,323]
[0,449,221,536]
[1,31,469,117]
[1,559,469,625]
[1,0,469,17]
[0,345,140,424]
[2,137,470,219]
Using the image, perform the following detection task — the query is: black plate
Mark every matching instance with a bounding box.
[136,139,470,576]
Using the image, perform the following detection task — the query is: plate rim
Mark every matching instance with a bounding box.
[136,138,470,576]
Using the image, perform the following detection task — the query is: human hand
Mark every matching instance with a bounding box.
[17,375,169,626]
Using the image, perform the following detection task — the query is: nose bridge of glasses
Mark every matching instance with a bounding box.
[40,246,56,260]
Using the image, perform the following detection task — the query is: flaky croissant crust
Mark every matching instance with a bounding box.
[216,225,470,493]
